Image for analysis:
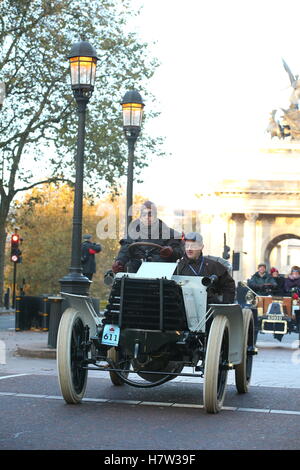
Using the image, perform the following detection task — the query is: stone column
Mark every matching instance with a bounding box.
[206,212,232,258]
[232,214,245,281]
[260,215,276,268]
[199,214,213,254]
[243,213,259,279]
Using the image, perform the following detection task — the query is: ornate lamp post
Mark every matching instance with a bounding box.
[60,40,98,295]
[121,90,144,235]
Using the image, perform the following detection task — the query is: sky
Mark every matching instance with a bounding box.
[124,0,300,209]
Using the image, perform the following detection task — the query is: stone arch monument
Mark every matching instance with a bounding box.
[264,233,300,267]
[194,173,300,282]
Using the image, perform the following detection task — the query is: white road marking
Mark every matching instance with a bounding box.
[0,391,300,416]
[0,373,30,380]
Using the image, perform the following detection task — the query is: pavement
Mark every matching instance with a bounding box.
[0,308,56,359]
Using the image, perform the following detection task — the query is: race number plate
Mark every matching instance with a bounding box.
[267,314,283,321]
[101,324,120,346]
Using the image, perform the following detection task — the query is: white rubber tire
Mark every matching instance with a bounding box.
[235,309,254,393]
[57,308,88,404]
[107,347,127,386]
[203,315,230,413]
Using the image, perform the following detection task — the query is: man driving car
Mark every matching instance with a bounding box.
[111,200,184,273]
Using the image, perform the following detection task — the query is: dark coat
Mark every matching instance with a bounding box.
[284,276,300,295]
[115,218,184,272]
[247,272,277,295]
[176,254,236,304]
[81,241,101,274]
[272,276,285,296]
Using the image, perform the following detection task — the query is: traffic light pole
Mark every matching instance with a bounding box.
[12,261,17,309]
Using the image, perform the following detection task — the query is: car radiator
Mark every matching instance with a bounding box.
[104,277,188,331]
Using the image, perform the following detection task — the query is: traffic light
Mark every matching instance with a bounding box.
[222,233,230,260]
[11,233,22,263]
[222,245,230,260]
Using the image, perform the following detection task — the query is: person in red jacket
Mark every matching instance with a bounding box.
[81,234,102,280]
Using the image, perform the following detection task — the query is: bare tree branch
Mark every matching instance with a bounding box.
[14,177,73,195]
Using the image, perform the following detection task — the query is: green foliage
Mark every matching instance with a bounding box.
[5,183,122,301]
[0,0,162,192]
[0,0,165,304]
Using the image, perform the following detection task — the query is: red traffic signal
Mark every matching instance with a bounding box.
[11,233,22,263]
[11,234,20,246]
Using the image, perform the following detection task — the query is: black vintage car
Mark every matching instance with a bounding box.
[237,282,300,344]
[57,244,257,414]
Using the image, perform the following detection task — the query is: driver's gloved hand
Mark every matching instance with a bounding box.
[160,246,173,258]
[112,260,125,273]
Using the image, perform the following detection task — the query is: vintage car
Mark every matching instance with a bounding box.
[57,243,257,413]
[239,282,300,344]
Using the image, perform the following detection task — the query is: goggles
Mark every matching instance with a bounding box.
[140,211,154,217]
[185,241,203,250]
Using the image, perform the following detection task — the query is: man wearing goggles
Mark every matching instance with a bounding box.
[177,232,235,304]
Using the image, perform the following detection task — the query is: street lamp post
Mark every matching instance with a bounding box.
[60,40,98,296]
[121,90,144,236]
[0,83,5,109]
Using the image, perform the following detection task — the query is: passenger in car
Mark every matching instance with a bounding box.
[176,232,235,304]
[284,266,300,295]
[270,267,285,296]
[247,263,276,295]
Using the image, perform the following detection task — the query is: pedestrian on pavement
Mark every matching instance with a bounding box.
[81,234,102,281]
[111,200,184,274]
[176,232,236,304]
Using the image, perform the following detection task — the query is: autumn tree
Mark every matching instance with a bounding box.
[6,183,148,302]
[0,0,163,304]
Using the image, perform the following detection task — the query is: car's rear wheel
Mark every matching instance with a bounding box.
[107,347,131,386]
[235,309,254,393]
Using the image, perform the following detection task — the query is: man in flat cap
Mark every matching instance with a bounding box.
[112,200,184,274]
[247,263,276,295]
[177,232,235,304]
[81,234,102,280]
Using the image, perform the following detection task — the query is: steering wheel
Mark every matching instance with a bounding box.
[128,241,163,259]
